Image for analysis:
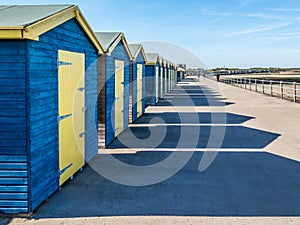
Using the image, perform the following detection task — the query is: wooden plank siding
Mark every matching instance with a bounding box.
[98,55,106,149]
[145,63,158,106]
[131,52,146,123]
[0,41,29,213]
[0,18,99,213]
[27,18,98,211]
[103,42,130,146]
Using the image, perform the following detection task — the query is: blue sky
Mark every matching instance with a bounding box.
[2,0,300,68]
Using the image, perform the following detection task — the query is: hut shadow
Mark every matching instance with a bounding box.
[33,151,300,218]
[30,77,297,218]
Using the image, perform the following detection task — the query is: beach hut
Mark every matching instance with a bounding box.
[162,59,168,96]
[145,53,159,106]
[128,44,147,123]
[0,5,103,213]
[169,62,175,90]
[95,32,132,147]
[166,60,171,93]
[158,56,164,99]
[177,64,186,82]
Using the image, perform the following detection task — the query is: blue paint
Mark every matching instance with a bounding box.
[0,18,99,213]
[145,62,159,106]
[101,42,131,146]
[131,51,146,122]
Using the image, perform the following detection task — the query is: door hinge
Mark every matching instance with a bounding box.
[57,59,72,68]
[59,163,73,175]
[82,107,88,112]
[79,132,86,138]
[77,87,85,92]
[57,114,72,123]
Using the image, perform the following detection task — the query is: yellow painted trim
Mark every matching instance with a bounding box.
[146,62,156,66]
[75,9,104,54]
[108,33,133,60]
[0,26,24,30]
[23,6,77,40]
[146,54,159,65]
[121,36,133,60]
[140,47,148,63]
[107,33,122,54]
[0,29,23,39]
[0,6,104,53]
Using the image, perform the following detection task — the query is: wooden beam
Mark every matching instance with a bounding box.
[23,6,77,40]
[75,9,104,54]
[0,29,23,39]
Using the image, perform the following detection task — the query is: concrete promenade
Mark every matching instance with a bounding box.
[8,76,300,225]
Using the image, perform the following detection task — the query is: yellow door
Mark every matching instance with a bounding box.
[137,63,143,118]
[155,67,159,103]
[160,67,163,97]
[58,50,85,186]
[114,60,124,137]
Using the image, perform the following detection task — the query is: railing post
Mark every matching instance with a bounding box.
[280,81,283,99]
[244,78,247,89]
[255,79,257,92]
[262,80,265,94]
[270,81,273,97]
[293,82,297,103]
[249,78,251,91]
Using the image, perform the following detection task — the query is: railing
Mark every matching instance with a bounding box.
[219,77,300,103]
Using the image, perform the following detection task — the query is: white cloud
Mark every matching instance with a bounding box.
[201,9,286,21]
[205,18,221,25]
[242,12,286,20]
[226,21,292,36]
[271,8,300,12]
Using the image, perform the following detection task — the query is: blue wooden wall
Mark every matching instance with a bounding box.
[27,18,98,211]
[105,42,130,146]
[131,52,146,122]
[0,18,98,213]
[145,63,158,106]
[0,41,28,213]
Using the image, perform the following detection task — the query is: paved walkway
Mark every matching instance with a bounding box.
[9,76,300,225]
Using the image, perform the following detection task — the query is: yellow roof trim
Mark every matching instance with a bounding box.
[0,5,104,54]
[140,47,148,63]
[74,8,104,54]
[108,33,133,60]
[131,45,147,62]
[22,6,76,40]
[0,29,23,39]
[146,62,157,66]
[0,26,24,30]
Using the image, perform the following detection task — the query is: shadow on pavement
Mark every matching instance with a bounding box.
[29,77,295,219]
[33,151,300,218]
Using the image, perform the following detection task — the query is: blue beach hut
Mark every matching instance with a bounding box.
[0,5,103,213]
[145,53,159,106]
[128,44,147,123]
[95,32,133,147]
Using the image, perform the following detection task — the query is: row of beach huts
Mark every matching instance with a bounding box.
[0,5,186,213]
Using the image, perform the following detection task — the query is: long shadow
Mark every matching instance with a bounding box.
[157,98,234,107]
[135,112,254,125]
[160,85,234,106]
[107,125,279,149]
[30,78,298,218]
[34,152,300,217]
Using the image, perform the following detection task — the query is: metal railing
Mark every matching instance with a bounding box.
[218,77,300,103]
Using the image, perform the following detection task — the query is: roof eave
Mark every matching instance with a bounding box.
[107,33,133,60]
[0,5,104,54]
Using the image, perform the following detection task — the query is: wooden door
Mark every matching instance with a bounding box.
[155,66,159,103]
[114,60,125,137]
[58,50,85,186]
[137,63,143,118]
